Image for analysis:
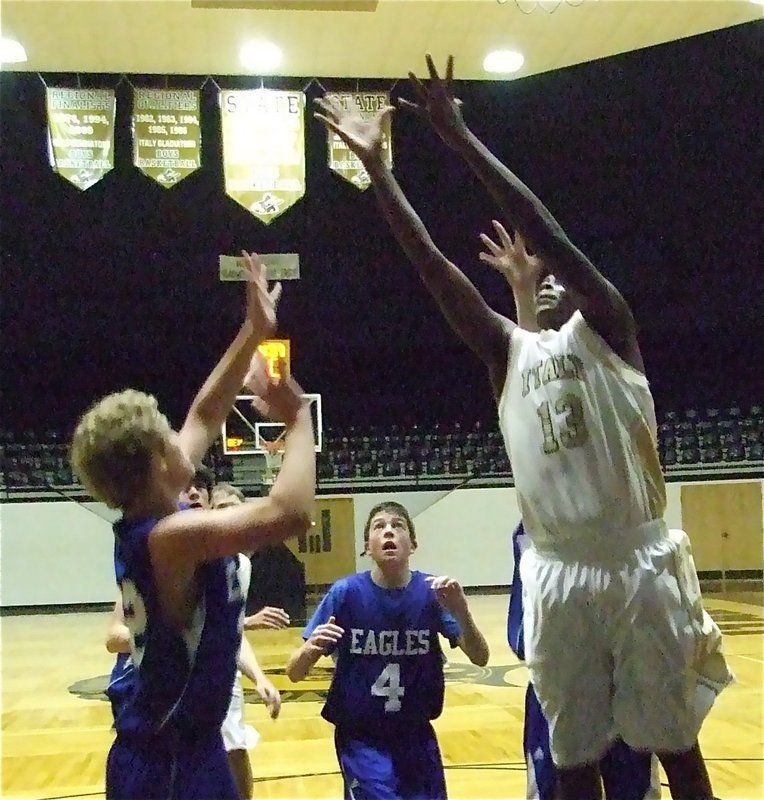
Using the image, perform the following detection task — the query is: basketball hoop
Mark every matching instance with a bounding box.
[261,436,285,486]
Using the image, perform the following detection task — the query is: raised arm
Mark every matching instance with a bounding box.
[178,252,282,466]
[150,364,316,630]
[315,97,512,396]
[405,56,642,370]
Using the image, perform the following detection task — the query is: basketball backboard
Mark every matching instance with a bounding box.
[221,393,322,456]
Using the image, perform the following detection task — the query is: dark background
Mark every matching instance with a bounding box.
[1,21,762,435]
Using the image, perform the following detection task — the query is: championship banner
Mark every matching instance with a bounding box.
[326,92,392,190]
[46,88,115,190]
[132,89,201,187]
[220,89,305,224]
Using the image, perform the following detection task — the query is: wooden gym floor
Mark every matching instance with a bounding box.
[2,592,762,799]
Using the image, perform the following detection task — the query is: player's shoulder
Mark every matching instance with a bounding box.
[113,516,158,548]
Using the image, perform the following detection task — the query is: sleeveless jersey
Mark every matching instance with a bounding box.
[112,516,244,740]
[498,311,666,552]
[303,570,461,731]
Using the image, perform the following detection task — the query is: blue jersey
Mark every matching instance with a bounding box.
[113,516,244,740]
[106,651,135,724]
[304,570,461,731]
[507,522,527,660]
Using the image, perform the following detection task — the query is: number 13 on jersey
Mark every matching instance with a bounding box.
[371,663,405,712]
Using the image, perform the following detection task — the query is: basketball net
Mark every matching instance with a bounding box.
[261,436,285,486]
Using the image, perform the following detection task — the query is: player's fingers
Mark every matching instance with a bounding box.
[425,53,440,82]
[492,220,514,250]
[269,281,282,308]
[408,72,428,104]
[397,98,423,117]
[478,253,501,271]
[241,250,256,276]
[269,694,282,719]
[479,233,502,257]
[313,96,338,122]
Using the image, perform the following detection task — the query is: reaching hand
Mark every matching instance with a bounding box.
[479,220,543,291]
[246,354,305,426]
[255,678,282,719]
[314,95,393,166]
[243,606,291,631]
[242,250,282,340]
[305,615,344,655]
[426,575,469,619]
[400,54,467,148]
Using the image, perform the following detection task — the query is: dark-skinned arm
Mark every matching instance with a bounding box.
[453,130,642,370]
[364,158,512,394]
[408,54,641,370]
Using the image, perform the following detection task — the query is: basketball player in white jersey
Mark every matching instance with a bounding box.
[212,483,292,632]
[209,486,281,800]
[314,55,732,800]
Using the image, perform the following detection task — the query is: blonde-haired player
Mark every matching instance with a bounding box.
[74,252,315,800]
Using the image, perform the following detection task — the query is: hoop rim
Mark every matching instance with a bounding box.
[261,437,285,456]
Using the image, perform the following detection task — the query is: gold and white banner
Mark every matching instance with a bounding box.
[46,88,115,190]
[220,89,305,224]
[132,89,201,187]
[326,92,392,190]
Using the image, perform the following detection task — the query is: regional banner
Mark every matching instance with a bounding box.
[46,88,115,190]
[132,89,201,187]
[220,89,305,224]
[325,92,392,190]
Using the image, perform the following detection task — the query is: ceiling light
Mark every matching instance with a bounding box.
[483,50,524,74]
[239,40,282,73]
[0,38,27,64]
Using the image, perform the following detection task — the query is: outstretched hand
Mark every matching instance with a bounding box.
[305,615,345,655]
[242,250,282,340]
[399,54,467,147]
[244,354,305,425]
[243,606,291,630]
[480,221,542,291]
[314,95,393,166]
[426,575,469,619]
[255,678,282,719]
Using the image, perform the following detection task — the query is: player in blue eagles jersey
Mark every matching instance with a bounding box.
[286,501,490,800]
[104,470,283,800]
[71,252,315,800]
[508,522,661,800]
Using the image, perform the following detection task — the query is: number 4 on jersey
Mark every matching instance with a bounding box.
[371,663,404,712]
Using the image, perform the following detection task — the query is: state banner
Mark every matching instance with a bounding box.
[326,92,392,190]
[46,88,115,190]
[132,89,201,187]
[220,89,306,224]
